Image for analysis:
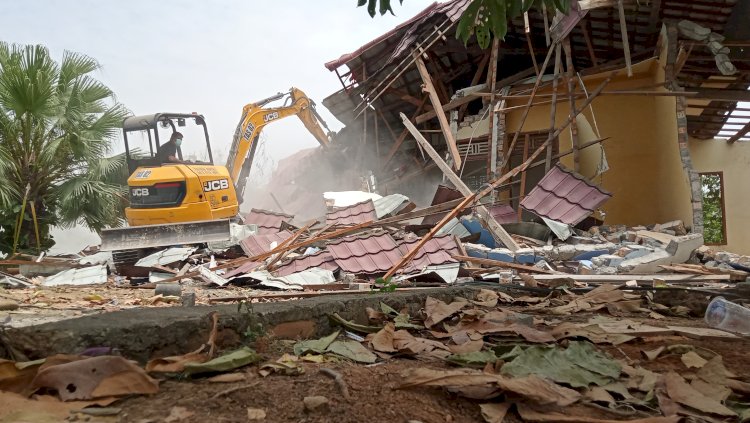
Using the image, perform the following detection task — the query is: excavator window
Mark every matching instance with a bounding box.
[122,113,214,174]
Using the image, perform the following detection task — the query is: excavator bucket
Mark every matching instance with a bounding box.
[100,219,232,251]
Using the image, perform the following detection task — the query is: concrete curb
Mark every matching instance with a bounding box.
[2,287,484,362]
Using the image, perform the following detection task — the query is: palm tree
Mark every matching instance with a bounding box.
[0,42,128,254]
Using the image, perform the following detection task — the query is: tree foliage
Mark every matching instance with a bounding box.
[0,42,129,253]
[701,173,725,244]
[358,0,571,48]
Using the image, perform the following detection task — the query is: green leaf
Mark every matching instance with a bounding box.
[488,0,508,40]
[522,0,535,12]
[501,341,621,388]
[394,313,423,330]
[476,25,491,49]
[508,0,522,18]
[456,0,483,44]
[367,0,377,17]
[183,347,261,376]
[293,329,340,355]
[329,313,383,333]
[379,0,393,15]
[380,302,399,316]
[326,340,377,363]
[357,0,366,6]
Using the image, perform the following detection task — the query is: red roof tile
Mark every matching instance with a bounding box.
[245,208,294,234]
[520,164,612,225]
[326,232,458,276]
[489,204,517,224]
[240,230,293,258]
[326,200,377,226]
[274,250,339,277]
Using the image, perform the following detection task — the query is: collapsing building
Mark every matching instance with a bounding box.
[315,0,750,254]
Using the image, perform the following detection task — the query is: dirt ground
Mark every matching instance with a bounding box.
[110,309,750,423]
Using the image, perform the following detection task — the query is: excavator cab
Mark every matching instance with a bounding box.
[122,113,214,174]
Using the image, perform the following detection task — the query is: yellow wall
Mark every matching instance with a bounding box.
[689,138,750,254]
[457,59,694,227]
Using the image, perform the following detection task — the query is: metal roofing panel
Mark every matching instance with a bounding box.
[244,208,294,234]
[274,250,339,277]
[43,265,107,287]
[399,234,459,273]
[326,199,377,226]
[135,247,196,267]
[373,194,410,218]
[240,230,293,258]
[520,164,612,225]
[327,232,458,276]
[243,268,336,291]
[489,204,518,224]
[422,185,466,225]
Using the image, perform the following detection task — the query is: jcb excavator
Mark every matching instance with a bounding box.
[100,88,334,258]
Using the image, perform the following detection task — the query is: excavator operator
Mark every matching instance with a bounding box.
[157,132,184,164]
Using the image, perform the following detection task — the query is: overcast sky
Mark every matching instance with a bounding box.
[1,0,432,166]
[1,0,433,252]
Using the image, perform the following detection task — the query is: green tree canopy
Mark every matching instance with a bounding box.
[358,0,571,48]
[0,42,129,253]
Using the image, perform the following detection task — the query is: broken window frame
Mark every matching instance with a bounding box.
[699,171,728,246]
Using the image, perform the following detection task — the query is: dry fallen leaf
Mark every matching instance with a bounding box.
[516,403,680,423]
[370,323,397,353]
[663,371,736,417]
[472,289,499,308]
[641,346,665,361]
[31,356,159,401]
[680,351,708,369]
[479,402,510,423]
[424,296,468,328]
[449,340,484,354]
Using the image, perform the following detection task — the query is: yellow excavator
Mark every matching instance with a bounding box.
[100,88,334,257]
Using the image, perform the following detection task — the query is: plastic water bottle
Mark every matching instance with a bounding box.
[705,297,750,335]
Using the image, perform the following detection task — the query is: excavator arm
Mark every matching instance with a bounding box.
[226,87,334,200]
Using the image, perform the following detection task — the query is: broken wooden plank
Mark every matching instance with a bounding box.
[414,53,462,170]
[384,72,617,280]
[546,44,563,172]
[617,0,633,77]
[453,254,555,275]
[400,113,521,252]
[529,274,731,282]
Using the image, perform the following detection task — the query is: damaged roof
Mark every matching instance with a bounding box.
[240,230,293,258]
[520,164,612,226]
[274,250,339,277]
[326,232,459,276]
[245,208,294,234]
[326,199,377,226]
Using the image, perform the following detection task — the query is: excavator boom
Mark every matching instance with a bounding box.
[225,87,334,199]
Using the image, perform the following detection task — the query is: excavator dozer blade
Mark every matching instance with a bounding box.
[100,219,232,251]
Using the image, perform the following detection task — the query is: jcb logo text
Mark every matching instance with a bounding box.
[203,179,229,192]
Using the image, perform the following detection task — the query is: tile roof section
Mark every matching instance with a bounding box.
[326,232,459,276]
[399,234,460,272]
[244,208,294,234]
[520,164,612,226]
[326,199,377,226]
[489,204,517,224]
[274,250,339,277]
[240,230,293,258]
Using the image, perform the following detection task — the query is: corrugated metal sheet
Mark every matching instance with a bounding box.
[274,250,339,277]
[242,268,336,291]
[326,199,377,226]
[373,194,410,218]
[435,217,471,239]
[244,208,294,234]
[520,164,612,225]
[395,262,460,284]
[43,265,107,287]
[240,230,293,258]
[135,247,196,267]
[326,232,458,275]
[225,261,263,278]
